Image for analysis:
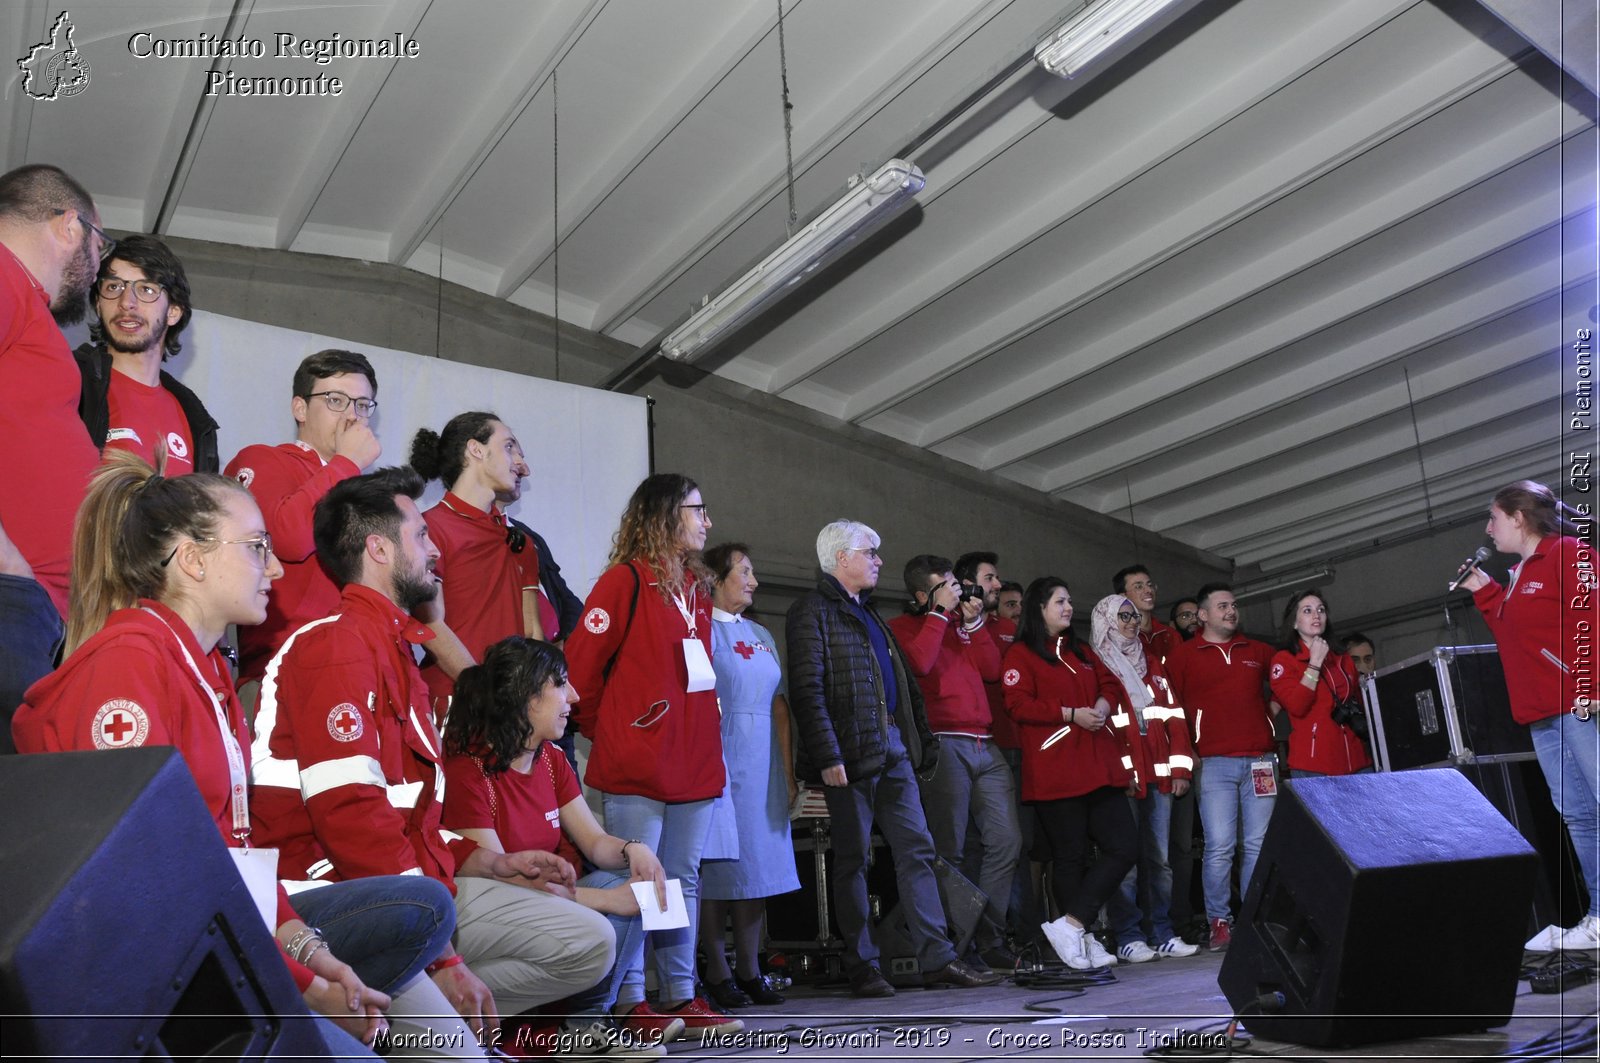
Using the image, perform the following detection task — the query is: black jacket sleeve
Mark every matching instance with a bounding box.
[527,526,583,642]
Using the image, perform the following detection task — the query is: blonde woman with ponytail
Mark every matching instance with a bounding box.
[13,453,464,1058]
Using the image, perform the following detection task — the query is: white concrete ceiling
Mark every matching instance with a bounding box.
[7,0,1594,574]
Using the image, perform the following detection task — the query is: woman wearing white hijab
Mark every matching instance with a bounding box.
[1090,594,1199,965]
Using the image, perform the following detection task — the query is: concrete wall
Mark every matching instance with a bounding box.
[154,235,1231,655]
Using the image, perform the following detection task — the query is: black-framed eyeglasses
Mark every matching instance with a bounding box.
[56,208,115,263]
[160,533,274,568]
[680,503,710,522]
[96,277,165,303]
[303,391,378,416]
[1116,611,1140,624]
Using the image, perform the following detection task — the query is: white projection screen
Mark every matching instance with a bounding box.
[171,309,649,601]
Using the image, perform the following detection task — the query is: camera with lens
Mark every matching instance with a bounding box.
[957,583,985,604]
[1330,696,1367,738]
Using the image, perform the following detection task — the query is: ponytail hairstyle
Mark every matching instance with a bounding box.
[409,411,501,488]
[67,450,246,653]
[443,636,570,775]
[1491,479,1582,538]
[608,472,710,599]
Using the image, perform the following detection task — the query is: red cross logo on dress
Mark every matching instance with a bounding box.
[327,702,365,742]
[733,641,756,659]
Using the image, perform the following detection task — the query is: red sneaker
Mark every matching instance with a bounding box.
[1208,917,1232,952]
[617,1002,687,1045]
[667,996,744,1037]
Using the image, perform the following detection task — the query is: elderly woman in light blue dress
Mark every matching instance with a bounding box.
[698,542,800,1009]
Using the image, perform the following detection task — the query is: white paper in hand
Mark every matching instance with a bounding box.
[630,878,690,931]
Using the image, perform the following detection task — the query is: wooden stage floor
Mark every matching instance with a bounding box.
[661,949,1599,1061]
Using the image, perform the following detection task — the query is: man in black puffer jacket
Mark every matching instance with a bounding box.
[786,519,1000,998]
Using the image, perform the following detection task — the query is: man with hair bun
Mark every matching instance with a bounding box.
[409,412,582,716]
[224,349,381,686]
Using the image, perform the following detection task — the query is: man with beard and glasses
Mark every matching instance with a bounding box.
[0,163,108,752]
[251,467,613,1053]
[73,233,219,474]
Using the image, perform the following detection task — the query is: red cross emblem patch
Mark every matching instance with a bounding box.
[234,467,255,488]
[1003,668,1021,687]
[92,699,150,749]
[584,607,610,634]
[327,703,364,742]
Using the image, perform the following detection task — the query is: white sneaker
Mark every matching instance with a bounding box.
[1526,922,1567,952]
[1084,932,1117,967]
[1156,936,1200,958]
[1041,918,1093,970]
[1117,940,1158,963]
[1557,914,1600,951]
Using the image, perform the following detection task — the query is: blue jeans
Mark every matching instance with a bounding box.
[1197,755,1276,921]
[600,792,713,1006]
[0,574,63,755]
[564,869,641,1016]
[1106,789,1174,946]
[290,875,457,995]
[1530,714,1600,917]
[822,726,958,974]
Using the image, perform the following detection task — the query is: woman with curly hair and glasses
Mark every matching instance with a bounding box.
[564,473,740,1040]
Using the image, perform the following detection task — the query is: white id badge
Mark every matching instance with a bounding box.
[1250,759,1278,798]
[229,846,281,931]
[683,638,716,692]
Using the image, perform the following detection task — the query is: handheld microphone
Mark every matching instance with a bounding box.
[1448,545,1492,593]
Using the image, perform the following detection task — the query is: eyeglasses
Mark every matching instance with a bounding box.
[848,547,881,560]
[1175,609,1198,620]
[680,503,711,522]
[160,533,275,568]
[1116,611,1139,623]
[56,209,115,263]
[96,278,165,303]
[304,391,379,416]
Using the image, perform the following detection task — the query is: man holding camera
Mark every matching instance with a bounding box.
[890,554,1020,969]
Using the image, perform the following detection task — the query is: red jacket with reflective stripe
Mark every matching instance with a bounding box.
[1271,646,1371,775]
[1000,639,1130,800]
[1105,647,1196,795]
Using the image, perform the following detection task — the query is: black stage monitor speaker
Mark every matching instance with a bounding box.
[0,748,333,1060]
[877,856,988,984]
[1218,769,1537,1048]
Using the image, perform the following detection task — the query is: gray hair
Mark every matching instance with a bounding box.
[816,519,880,573]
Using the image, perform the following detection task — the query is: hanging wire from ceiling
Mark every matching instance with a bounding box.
[775,0,798,235]
[552,67,561,381]
[1403,365,1436,528]
[434,225,444,359]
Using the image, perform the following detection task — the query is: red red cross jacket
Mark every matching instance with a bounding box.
[888,611,1000,734]
[1104,647,1196,796]
[984,616,1021,749]
[225,441,363,682]
[1000,638,1132,801]
[250,584,474,891]
[1269,646,1371,775]
[14,600,316,990]
[1164,634,1275,758]
[564,560,725,802]
[1474,535,1598,725]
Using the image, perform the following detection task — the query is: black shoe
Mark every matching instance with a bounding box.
[705,978,752,1010]
[923,958,1003,988]
[979,944,1019,970]
[849,965,896,998]
[735,975,786,1005]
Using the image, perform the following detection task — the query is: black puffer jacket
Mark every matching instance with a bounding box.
[785,574,937,783]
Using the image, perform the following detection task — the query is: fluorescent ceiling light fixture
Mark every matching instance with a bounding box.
[1033,0,1182,79]
[660,159,925,362]
[1233,567,1334,603]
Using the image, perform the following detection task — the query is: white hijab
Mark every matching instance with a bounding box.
[1091,595,1152,712]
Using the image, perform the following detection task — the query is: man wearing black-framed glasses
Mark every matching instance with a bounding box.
[72,233,221,475]
[0,163,105,752]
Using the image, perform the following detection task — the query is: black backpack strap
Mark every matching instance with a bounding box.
[600,562,641,682]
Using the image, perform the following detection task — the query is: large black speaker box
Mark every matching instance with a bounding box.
[0,748,333,1059]
[1218,770,1537,1048]
[877,856,988,984]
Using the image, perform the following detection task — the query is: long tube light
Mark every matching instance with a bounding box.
[1232,567,1335,604]
[660,159,925,363]
[1033,0,1183,79]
